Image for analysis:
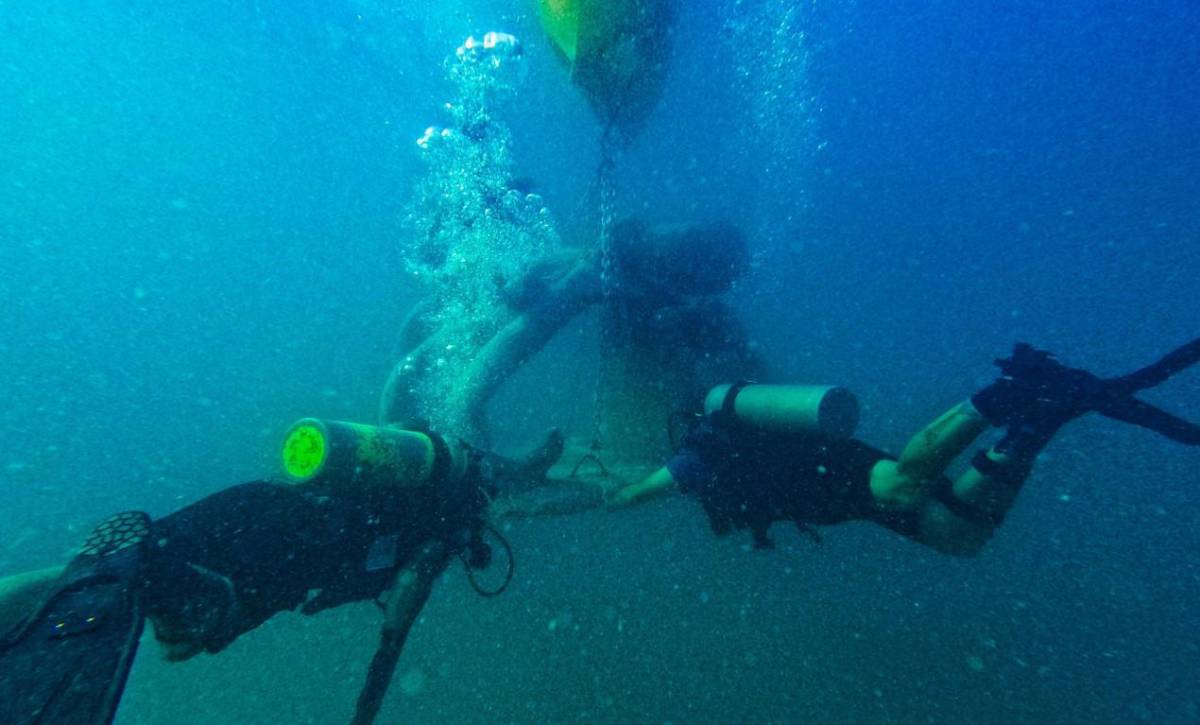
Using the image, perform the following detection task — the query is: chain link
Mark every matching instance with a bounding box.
[590,130,620,449]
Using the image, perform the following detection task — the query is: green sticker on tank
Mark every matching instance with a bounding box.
[282,422,327,481]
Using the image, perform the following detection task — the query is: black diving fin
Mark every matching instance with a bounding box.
[979,337,1200,445]
[0,511,151,725]
[1101,337,1200,445]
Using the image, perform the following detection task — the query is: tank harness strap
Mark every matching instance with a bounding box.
[713,380,754,428]
[426,434,489,557]
[426,432,453,487]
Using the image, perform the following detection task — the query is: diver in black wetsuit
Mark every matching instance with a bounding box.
[611,339,1200,554]
[0,421,564,725]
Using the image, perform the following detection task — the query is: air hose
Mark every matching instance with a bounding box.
[461,524,514,597]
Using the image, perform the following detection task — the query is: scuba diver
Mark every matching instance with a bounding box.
[0,419,565,725]
[610,339,1200,554]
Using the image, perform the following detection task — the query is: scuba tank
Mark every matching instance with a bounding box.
[703,383,860,439]
[280,419,471,497]
[280,419,512,725]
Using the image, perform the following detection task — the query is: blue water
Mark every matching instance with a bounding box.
[2,1,1198,722]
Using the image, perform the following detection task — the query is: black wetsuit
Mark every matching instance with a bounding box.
[668,418,921,548]
[141,479,485,656]
[1,456,495,724]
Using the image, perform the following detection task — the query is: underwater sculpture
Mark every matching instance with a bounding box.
[385,19,756,466]
[380,217,765,457]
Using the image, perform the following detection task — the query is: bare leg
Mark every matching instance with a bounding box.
[870,400,990,508]
[869,399,1042,556]
[912,437,1049,556]
[0,566,65,633]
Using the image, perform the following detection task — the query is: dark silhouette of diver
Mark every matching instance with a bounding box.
[611,339,1200,554]
[0,422,565,725]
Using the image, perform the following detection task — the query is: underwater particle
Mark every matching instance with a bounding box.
[133,286,147,300]
[169,198,189,210]
[398,668,426,696]
[965,654,985,672]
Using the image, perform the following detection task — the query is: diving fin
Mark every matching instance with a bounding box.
[0,511,151,725]
[1098,396,1200,445]
[975,338,1200,446]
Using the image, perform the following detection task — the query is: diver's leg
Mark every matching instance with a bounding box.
[873,385,1056,553]
[0,566,65,635]
[901,338,1200,554]
[895,401,991,481]
[870,401,991,507]
[914,425,1053,556]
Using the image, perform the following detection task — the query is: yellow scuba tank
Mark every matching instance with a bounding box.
[703,384,860,439]
[536,0,675,134]
[280,418,470,495]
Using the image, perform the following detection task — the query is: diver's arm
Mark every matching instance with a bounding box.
[492,478,612,519]
[379,252,601,433]
[607,466,678,509]
[454,256,602,424]
[353,542,450,725]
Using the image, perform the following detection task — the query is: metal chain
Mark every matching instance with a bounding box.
[590,129,620,449]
